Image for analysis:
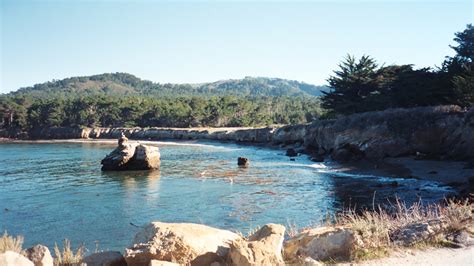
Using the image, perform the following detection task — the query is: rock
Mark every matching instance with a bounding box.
[149,260,180,266]
[310,155,324,162]
[25,245,53,266]
[331,144,364,162]
[286,148,298,157]
[229,223,286,266]
[237,157,249,167]
[284,226,356,261]
[445,230,474,248]
[0,251,34,266]
[101,136,160,171]
[390,219,446,246]
[125,222,241,266]
[81,251,126,266]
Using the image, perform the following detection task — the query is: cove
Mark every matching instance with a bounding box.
[0,141,452,252]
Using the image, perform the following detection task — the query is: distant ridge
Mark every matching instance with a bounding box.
[7,73,329,98]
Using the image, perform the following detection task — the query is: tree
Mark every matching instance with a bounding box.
[442,24,474,107]
[321,55,381,115]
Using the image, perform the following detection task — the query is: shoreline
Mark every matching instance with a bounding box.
[2,137,472,197]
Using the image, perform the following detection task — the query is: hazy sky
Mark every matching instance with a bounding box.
[1,0,472,93]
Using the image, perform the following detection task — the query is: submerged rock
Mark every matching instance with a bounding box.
[25,245,53,266]
[284,226,356,262]
[229,223,286,266]
[124,222,241,266]
[101,134,160,171]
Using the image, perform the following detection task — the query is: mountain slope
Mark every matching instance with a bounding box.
[7,73,328,98]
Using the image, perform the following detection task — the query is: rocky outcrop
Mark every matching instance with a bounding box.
[0,251,34,266]
[229,224,286,266]
[81,251,127,266]
[6,105,474,162]
[101,134,160,171]
[390,219,447,246]
[124,222,241,266]
[304,106,474,161]
[284,226,356,262]
[25,245,53,266]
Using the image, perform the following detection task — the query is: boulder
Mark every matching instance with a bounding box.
[101,135,160,171]
[25,245,53,266]
[284,226,356,262]
[0,251,34,266]
[81,251,126,266]
[390,219,446,246]
[125,222,241,266]
[237,157,249,167]
[229,223,286,266]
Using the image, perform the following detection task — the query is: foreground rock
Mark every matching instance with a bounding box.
[101,134,160,171]
[81,251,127,266]
[124,222,241,266]
[390,219,446,246]
[0,251,34,266]
[25,245,53,266]
[229,223,286,266]
[284,226,356,262]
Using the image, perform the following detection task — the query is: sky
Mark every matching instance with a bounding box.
[0,0,472,93]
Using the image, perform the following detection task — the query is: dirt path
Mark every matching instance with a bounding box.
[354,246,474,266]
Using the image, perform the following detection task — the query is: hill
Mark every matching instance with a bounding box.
[7,73,328,98]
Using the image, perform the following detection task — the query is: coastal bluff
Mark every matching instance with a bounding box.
[3,105,473,162]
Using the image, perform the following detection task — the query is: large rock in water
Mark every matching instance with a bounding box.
[124,222,241,266]
[101,134,160,171]
[229,223,286,266]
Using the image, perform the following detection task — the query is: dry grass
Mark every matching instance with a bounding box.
[0,231,24,254]
[333,199,473,261]
[53,239,85,266]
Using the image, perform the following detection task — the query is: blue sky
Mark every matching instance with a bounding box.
[1,0,472,93]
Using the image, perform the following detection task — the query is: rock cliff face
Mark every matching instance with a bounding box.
[303,105,474,161]
[5,105,473,162]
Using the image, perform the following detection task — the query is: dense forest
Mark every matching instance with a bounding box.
[0,76,325,130]
[0,24,472,132]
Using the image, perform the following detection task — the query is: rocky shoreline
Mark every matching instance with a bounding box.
[2,105,473,163]
[2,199,473,266]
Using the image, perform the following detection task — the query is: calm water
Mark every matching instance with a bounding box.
[0,141,453,252]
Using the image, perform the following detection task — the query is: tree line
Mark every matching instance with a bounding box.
[321,24,473,115]
[0,95,322,130]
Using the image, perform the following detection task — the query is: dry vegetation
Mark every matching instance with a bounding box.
[0,231,24,254]
[335,199,473,261]
[53,239,85,266]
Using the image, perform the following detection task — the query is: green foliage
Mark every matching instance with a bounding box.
[322,55,380,115]
[322,24,473,115]
[9,74,328,98]
[0,94,322,130]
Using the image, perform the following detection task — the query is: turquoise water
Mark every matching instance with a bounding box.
[0,141,452,252]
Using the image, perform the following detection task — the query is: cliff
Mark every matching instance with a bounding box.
[2,105,473,161]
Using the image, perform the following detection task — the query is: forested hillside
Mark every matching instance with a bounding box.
[9,74,328,98]
[0,75,324,130]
